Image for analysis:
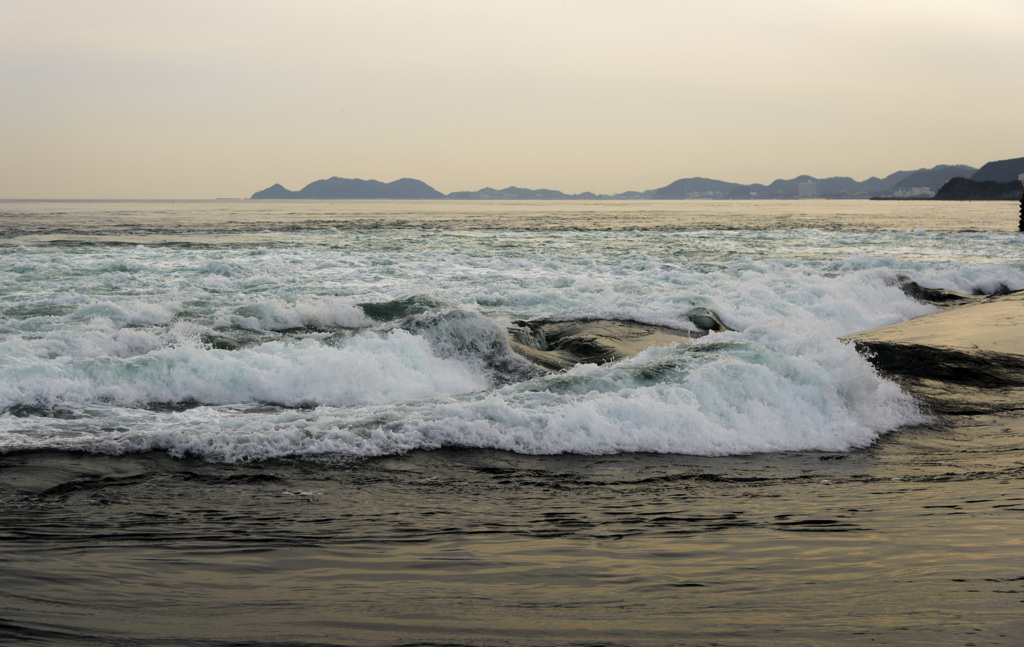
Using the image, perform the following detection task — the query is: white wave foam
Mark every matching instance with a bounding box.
[3,224,1016,462]
[0,330,490,411]
[395,309,545,384]
[71,300,178,327]
[218,297,374,331]
[533,261,940,337]
[0,328,928,462]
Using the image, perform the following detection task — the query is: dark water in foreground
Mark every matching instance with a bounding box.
[2,415,1022,646]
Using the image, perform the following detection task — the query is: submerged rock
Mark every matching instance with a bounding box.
[892,276,977,306]
[507,307,734,372]
[846,289,1024,415]
[684,307,734,332]
[200,334,244,351]
[508,319,701,372]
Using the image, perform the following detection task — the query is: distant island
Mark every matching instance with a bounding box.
[251,156,1024,201]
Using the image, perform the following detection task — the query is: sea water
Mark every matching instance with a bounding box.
[1,199,1022,462]
[2,199,1023,646]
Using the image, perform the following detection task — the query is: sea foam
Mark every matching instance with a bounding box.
[0,329,491,412]
[3,219,1019,462]
[0,325,928,462]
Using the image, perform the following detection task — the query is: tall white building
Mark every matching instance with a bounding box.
[798,181,817,198]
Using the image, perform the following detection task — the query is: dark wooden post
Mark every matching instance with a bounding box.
[1019,174,1024,232]
[1015,189,1024,232]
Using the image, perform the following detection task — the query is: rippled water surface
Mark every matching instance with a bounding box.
[1,199,1022,645]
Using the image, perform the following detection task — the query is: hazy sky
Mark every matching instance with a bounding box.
[2,0,1022,198]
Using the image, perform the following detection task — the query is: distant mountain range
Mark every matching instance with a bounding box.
[252,177,445,200]
[251,156,1024,200]
[933,157,1024,200]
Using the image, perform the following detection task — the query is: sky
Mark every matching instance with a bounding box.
[1,0,1022,198]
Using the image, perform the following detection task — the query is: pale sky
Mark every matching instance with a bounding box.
[2,0,1022,198]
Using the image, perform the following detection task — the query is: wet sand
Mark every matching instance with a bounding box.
[2,296,1024,646]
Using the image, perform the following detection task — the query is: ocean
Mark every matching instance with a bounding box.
[1,199,1022,646]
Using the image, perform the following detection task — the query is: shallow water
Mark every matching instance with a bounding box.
[1,199,1023,645]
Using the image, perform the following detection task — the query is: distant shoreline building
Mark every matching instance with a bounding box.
[798,180,817,198]
[892,187,936,198]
